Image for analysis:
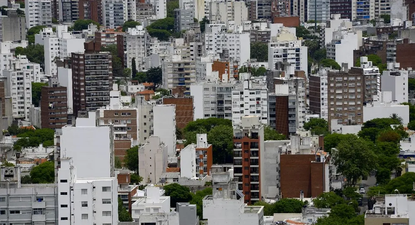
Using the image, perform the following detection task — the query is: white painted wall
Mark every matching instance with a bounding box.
[139,136,168,184]
[153,105,176,157]
[180,144,196,179]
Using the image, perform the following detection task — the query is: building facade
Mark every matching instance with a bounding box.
[25,0,52,28]
[0,9,26,42]
[139,136,168,184]
[153,104,176,157]
[41,86,68,129]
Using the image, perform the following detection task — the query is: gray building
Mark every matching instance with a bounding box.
[177,203,199,225]
[0,9,26,42]
[174,8,194,33]
[0,166,58,225]
[60,0,79,22]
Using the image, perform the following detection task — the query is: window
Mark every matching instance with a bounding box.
[61,217,68,220]
[82,214,88,219]
[60,179,67,183]
[10,210,20,214]
[102,186,111,192]
[60,192,68,195]
[102,211,111,216]
[102,199,111,204]
[0,197,5,202]
[0,210,5,215]
[81,189,87,195]
[81,201,88,207]
[61,204,68,208]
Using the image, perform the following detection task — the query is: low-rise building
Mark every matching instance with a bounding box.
[365,194,415,225]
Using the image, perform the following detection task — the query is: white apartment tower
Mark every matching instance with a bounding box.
[102,0,125,29]
[205,24,250,64]
[231,73,268,128]
[153,105,176,157]
[58,158,118,225]
[307,0,330,22]
[381,62,409,104]
[180,144,197,179]
[209,1,248,26]
[149,0,167,19]
[139,136,168,184]
[326,27,362,69]
[122,26,150,71]
[25,0,52,28]
[124,0,137,21]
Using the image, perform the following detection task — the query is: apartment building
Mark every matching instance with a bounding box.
[355,0,375,20]
[162,50,197,94]
[149,0,166,19]
[324,14,353,45]
[0,9,26,42]
[231,74,268,128]
[309,69,329,121]
[136,96,153,143]
[95,28,123,47]
[326,27,362,69]
[124,0,137,21]
[307,0,330,22]
[195,133,212,177]
[79,0,103,24]
[233,116,264,204]
[58,158,118,225]
[136,2,155,21]
[162,96,193,129]
[203,165,265,224]
[365,194,414,225]
[153,104,176,157]
[174,8,194,33]
[70,51,113,116]
[327,57,380,127]
[97,86,139,161]
[268,30,308,75]
[330,0,352,19]
[118,26,149,71]
[191,81,235,120]
[205,24,251,64]
[117,171,138,214]
[25,0,52,28]
[60,0,79,22]
[0,166,58,225]
[209,1,248,26]
[40,86,68,129]
[102,0,125,29]
[381,62,409,103]
[139,136,168,184]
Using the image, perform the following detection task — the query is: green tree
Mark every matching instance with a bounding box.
[313,192,345,208]
[146,67,163,86]
[355,54,386,73]
[167,0,179,18]
[122,20,141,32]
[332,136,377,186]
[190,187,212,218]
[134,71,147,82]
[408,78,415,92]
[27,25,46,44]
[130,173,143,184]
[2,161,15,167]
[183,118,232,133]
[358,117,402,143]
[407,120,415,130]
[208,125,234,164]
[115,157,122,168]
[21,175,32,184]
[253,201,274,216]
[13,128,55,150]
[251,42,268,62]
[274,198,305,213]
[200,17,209,33]
[15,45,45,68]
[101,44,124,78]
[377,130,401,144]
[73,19,100,31]
[163,183,193,207]
[380,14,391,23]
[320,59,341,70]
[323,133,356,153]
[330,204,356,219]
[118,198,133,221]
[31,82,47,107]
[7,124,21,135]
[385,172,415,194]
[147,17,175,41]
[30,161,54,183]
[132,58,137,78]
[124,146,138,173]
[304,118,329,135]
[264,126,286,140]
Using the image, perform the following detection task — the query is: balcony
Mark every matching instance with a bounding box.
[32,214,46,222]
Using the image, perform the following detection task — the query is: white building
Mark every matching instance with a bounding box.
[58,158,118,225]
[25,0,52,28]
[121,26,150,71]
[139,136,168,184]
[153,104,176,157]
[307,0,330,22]
[324,14,352,45]
[363,91,410,126]
[190,80,235,120]
[231,73,268,127]
[205,23,250,64]
[59,111,115,178]
[209,1,248,26]
[102,0,125,29]
[381,62,408,104]
[57,67,74,114]
[131,186,170,220]
[135,96,154,144]
[326,27,362,69]
[149,0,167,19]
[3,55,46,120]
[268,29,308,74]
[124,0,137,21]
[365,194,415,224]
[203,165,265,225]
[180,144,197,179]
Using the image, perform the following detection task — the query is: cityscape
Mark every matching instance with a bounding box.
[0,0,415,224]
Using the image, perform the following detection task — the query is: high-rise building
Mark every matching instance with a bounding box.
[136,96,154,144]
[327,57,380,128]
[25,0,52,28]
[118,26,149,71]
[326,27,361,69]
[307,0,330,22]
[139,136,168,184]
[59,0,79,22]
[149,0,166,19]
[102,0,125,29]
[70,51,113,116]
[330,0,352,19]
[0,9,26,42]
[153,104,176,157]
[79,0,103,24]
[209,1,248,26]
[355,0,375,20]
[309,69,329,121]
[381,62,409,104]
[233,116,264,204]
[41,86,68,129]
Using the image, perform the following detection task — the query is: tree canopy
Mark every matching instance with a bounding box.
[254,199,305,216]
[251,42,268,62]
[147,18,175,41]
[122,20,141,32]
[32,82,47,107]
[101,44,124,78]
[355,54,386,73]
[163,183,193,207]
[320,59,341,70]
[15,45,45,69]
[332,135,377,186]
[118,198,133,221]
[304,118,329,135]
[73,19,100,31]
[190,187,212,218]
[124,146,138,173]
[323,133,356,153]
[167,0,179,18]
[14,128,55,151]
[27,25,46,44]
[30,161,54,183]
[264,126,286,140]
[146,67,163,86]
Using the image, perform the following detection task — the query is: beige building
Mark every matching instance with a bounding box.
[139,136,168,184]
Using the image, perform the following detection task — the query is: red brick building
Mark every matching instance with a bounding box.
[40,86,68,129]
[162,97,194,130]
